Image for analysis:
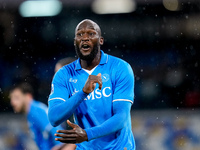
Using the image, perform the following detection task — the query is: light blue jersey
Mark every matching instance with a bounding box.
[48,50,135,149]
[27,100,62,150]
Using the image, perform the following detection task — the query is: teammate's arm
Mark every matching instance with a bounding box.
[48,69,102,127]
[30,107,61,148]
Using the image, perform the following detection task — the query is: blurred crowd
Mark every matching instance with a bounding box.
[0,1,200,112]
[1,44,199,111]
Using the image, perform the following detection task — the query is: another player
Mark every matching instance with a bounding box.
[48,19,135,149]
[9,82,66,150]
[55,57,76,73]
[55,57,77,150]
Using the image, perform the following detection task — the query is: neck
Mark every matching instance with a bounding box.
[80,50,101,70]
[24,99,32,114]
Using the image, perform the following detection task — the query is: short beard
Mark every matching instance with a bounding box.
[20,104,26,114]
[15,104,26,114]
[75,44,99,62]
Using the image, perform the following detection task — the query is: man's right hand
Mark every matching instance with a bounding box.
[82,73,102,94]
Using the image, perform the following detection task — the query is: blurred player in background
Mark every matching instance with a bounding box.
[9,82,68,150]
[48,19,135,149]
[55,57,76,73]
[54,57,77,150]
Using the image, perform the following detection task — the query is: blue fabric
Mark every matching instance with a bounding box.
[84,101,132,144]
[48,50,135,150]
[48,90,88,127]
[27,100,62,150]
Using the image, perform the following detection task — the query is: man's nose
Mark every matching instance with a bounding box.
[82,34,89,41]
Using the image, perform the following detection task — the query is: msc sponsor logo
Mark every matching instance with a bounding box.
[85,87,112,100]
[72,87,112,100]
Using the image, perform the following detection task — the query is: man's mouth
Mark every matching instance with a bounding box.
[81,44,91,51]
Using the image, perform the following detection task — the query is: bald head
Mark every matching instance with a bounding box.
[75,19,102,37]
[74,19,104,61]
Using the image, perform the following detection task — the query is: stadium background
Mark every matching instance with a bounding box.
[0,0,200,149]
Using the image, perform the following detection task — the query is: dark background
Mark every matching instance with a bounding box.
[0,0,200,112]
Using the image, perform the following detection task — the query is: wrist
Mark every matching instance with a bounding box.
[82,88,90,94]
[79,90,89,96]
[84,128,94,141]
[83,129,88,141]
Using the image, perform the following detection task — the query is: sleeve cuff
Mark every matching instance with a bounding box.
[84,128,94,141]
[79,90,89,97]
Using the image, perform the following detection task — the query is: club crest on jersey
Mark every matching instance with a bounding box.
[102,73,110,82]
[69,78,77,83]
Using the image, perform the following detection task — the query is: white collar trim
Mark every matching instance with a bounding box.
[82,66,98,75]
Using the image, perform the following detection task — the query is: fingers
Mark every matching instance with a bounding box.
[83,73,103,94]
[55,137,76,141]
[95,74,102,90]
[95,79,102,90]
[67,120,77,129]
[57,130,76,134]
[55,138,76,143]
[55,128,78,144]
[96,73,102,90]
[55,133,77,138]
[55,130,77,144]
[90,74,102,90]
[97,73,101,77]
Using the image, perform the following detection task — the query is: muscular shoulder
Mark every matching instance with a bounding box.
[28,101,51,130]
[30,101,48,115]
[107,54,134,85]
[28,101,48,125]
[108,55,131,70]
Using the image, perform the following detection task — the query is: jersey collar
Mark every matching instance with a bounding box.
[75,50,108,70]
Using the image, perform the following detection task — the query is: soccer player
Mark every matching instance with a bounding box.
[48,19,135,149]
[9,82,66,150]
[55,57,77,150]
[55,57,76,73]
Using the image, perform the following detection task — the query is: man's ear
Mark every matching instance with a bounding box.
[99,37,104,45]
[74,38,76,46]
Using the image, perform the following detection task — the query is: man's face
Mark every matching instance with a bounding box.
[10,89,26,113]
[74,21,103,61]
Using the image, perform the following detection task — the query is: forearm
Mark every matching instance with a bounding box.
[85,102,131,141]
[48,90,88,127]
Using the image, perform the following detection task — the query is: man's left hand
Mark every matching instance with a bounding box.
[55,120,88,144]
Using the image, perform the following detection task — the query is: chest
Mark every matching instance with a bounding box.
[67,65,115,120]
[67,65,114,101]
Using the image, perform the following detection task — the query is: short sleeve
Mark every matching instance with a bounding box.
[29,105,62,146]
[48,68,69,103]
[112,61,134,104]
[31,107,50,132]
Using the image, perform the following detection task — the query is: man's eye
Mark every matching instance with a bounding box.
[77,33,83,36]
[89,33,94,36]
